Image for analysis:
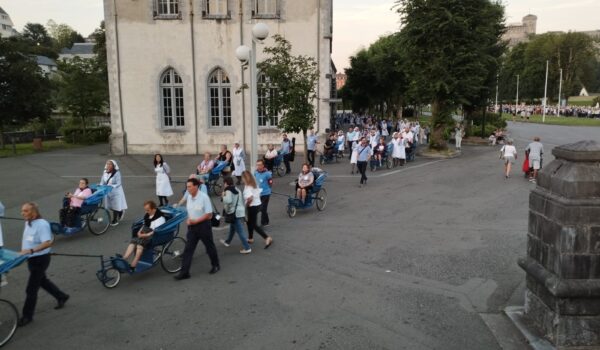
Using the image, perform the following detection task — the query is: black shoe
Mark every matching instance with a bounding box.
[18,317,33,327]
[209,266,220,274]
[174,273,190,280]
[55,294,70,310]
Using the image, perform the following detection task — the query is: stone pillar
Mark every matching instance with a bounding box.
[519,140,600,348]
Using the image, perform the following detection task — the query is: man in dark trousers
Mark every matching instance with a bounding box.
[18,202,69,327]
[174,178,220,280]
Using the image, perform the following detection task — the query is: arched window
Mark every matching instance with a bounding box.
[208,68,232,127]
[257,72,279,127]
[160,68,185,128]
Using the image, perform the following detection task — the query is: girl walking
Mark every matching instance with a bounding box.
[241,171,273,249]
[101,160,128,226]
[154,154,173,206]
[500,140,518,178]
[219,177,251,254]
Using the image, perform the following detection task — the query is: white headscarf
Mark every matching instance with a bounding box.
[105,159,120,171]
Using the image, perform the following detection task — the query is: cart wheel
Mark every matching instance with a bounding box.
[287,206,297,218]
[319,156,324,165]
[316,188,327,211]
[88,207,111,235]
[0,299,18,348]
[211,178,223,196]
[152,246,162,265]
[386,157,393,169]
[102,268,121,289]
[276,163,286,177]
[161,237,186,273]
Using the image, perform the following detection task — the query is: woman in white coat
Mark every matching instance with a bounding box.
[154,154,173,206]
[101,160,128,226]
[391,132,406,166]
[232,141,246,185]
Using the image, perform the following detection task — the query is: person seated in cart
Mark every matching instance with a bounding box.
[323,134,336,159]
[59,178,93,228]
[196,152,214,183]
[121,200,165,271]
[296,163,314,205]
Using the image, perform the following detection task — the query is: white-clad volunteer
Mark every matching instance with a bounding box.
[231,141,246,185]
[100,159,128,226]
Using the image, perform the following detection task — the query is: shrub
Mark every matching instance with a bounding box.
[60,126,111,144]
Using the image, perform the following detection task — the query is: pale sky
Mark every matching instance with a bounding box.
[2,0,599,71]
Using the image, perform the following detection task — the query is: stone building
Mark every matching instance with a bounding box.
[103,0,335,155]
[502,14,537,48]
[0,6,18,38]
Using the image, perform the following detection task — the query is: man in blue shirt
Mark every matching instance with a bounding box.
[355,137,372,186]
[280,134,292,174]
[175,178,220,280]
[306,129,319,167]
[254,159,273,226]
[18,202,69,327]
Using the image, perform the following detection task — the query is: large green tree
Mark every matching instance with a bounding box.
[0,37,53,148]
[395,0,505,150]
[46,20,85,50]
[54,57,108,133]
[258,35,319,162]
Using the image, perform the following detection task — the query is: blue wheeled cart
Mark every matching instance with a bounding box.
[0,249,30,348]
[206,161,229,196]
[286,169,328,217]
[50,184,113,236]
[95,206,187,288]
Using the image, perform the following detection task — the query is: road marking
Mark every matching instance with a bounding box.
[327,159,448,178]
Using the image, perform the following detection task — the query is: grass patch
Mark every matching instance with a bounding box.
[0,140,84,158]
[502,113,600,127]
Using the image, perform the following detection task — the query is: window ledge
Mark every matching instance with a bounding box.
[252,14,280,20]
[153,14,182,20]
[206,127,236,134]
[161,127,187,133]
[258,127,281,134]
[202,15,232,20]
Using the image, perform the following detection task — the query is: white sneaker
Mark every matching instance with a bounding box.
[240,248,252,254]
[219,239,230,247]
[0,274,8,287]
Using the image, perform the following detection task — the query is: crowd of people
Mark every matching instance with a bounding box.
[499,104,600,119]
[498,136,544,183]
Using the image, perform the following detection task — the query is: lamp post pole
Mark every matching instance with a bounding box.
[557,68,563,117]
[515,74,520,116]
[543,60,549,123]
[236,23,269,173]
[495,74,499,113]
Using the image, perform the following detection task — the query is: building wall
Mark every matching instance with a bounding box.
[0,9,16,37]
[104,0,333,155]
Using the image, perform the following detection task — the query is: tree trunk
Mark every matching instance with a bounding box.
[302,129,308,164]
[429,98,450,151]
[0,121,4,150]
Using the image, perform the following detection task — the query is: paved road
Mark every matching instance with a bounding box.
[0,122,597,349]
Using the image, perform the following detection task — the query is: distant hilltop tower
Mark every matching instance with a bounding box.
[502,14,537,48]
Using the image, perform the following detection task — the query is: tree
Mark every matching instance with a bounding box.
[90,21,108,82]
[22,23,55,47]
[46,20,85,50]
[0,37,53,148]
[395,0,505,150]
[54,57,108,133]
[258,35,319,162]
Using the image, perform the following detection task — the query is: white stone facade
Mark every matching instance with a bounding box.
[0,7,17,38]
[502,14,537,48]
[103,0,335,155]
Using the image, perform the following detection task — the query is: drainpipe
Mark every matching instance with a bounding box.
[239,0,247,153]
[113,0,127,154]
[190,0,199,154]
[316,0,321,133]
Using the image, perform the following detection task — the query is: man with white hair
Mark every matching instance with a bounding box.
[526,137,544,183]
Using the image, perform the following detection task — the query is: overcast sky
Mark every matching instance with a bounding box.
[2,0,599,70]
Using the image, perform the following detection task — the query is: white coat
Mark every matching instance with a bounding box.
[392,138,406,159]
[155,163,173,197]
[232,147,246,177]
[101,166,128,212]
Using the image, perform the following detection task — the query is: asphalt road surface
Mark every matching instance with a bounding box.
[0,121,597,349]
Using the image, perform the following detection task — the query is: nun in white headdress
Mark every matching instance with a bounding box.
[100,159,128,225]
[231,141,246,185]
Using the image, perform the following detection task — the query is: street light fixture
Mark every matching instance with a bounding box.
[236,23,270,172]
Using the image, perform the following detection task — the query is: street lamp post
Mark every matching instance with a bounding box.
[515,74,520,116]
[235,23,269,173]
[495,74,499,113]
[557,68,563,117]
[542,60,549,123]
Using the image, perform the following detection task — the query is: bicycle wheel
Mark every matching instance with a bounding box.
[161,237,186,273]
[316,188,327,211]
[287,205,297,218]
[0,299,18,347]
[88,207,111,235]
[101,268,121,289]
[276,163,286,177]
[211,178,223,196]
[386,156,393,169]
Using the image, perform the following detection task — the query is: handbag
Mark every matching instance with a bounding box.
[224,191,240,224]
[208,196,221,227]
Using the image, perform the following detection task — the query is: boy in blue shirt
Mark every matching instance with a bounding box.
[254,160,273,226]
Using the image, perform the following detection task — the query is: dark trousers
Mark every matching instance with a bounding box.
[283,154,291,173]
[260,195,270,226]
[357,161,368,184]
[264,158,274,172]
[181,221,219,275]
[23,254,68,320]
[158,196,169,206]
[307,150,315,167]
[59,206,80,227]
[247,205,268,240]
